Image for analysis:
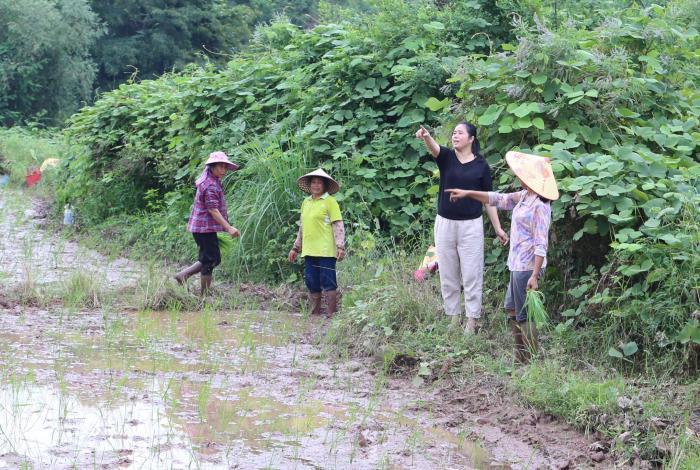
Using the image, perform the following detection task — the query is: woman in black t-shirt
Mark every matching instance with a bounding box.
[416,122,508,334]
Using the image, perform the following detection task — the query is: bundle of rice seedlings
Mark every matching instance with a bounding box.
[525,289,549,328]
[218,233,234,256]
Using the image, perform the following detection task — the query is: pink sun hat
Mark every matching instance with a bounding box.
[205,151,239,171]
[195,151,239,186]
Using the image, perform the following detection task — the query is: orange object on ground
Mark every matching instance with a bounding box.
[26,168,42,187]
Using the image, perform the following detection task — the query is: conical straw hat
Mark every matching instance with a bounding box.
[297,168,340,195]
[505,151,559,200]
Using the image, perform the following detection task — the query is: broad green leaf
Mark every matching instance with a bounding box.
[676,321,700,345]
[622,342,638,356]
[608,348,624,358]
[616,107,640,118]
[552,129,568,140]
[397,109,424,127]
[515,117,532,128]
[531,74,547,85]
[424,97,450,112]
[512,102,535,118]
[478,104,504,125]
[422,21,445,32]
[659,233,681,245]
[583,218,598,234]
[469,79,498,90]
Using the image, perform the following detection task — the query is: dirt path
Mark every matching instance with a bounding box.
[0,190,139,289]
[0,190,606,469]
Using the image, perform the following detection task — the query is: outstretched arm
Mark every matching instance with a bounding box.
[444,189,489,204]
[446,190,508,245]
[415,125,440,158]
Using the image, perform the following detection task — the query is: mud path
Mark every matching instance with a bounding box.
[0,191,139,289]
[0,190,605,469]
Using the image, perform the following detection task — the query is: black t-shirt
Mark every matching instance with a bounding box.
[435,145,493,220]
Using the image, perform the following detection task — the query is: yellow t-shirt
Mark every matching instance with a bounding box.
[300,193,342,258]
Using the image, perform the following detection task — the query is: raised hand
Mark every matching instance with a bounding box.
[415,125,430,139]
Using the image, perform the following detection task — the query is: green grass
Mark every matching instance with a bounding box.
[0,127,65,190]
[326,248,699,466]
[512,359,625,434]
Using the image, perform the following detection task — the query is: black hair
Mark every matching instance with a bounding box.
[538,195,552,203]
[456,121,484,159]
[308,175,328,191]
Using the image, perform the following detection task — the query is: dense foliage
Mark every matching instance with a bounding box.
[89,0,320,91]
[0,0,341,124]
[61,0,509,231]
[56,0,700,372]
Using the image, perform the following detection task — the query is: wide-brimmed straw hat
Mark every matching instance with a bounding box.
[297,168,340,195]
[205,151,239,171]
[505,151,559,200]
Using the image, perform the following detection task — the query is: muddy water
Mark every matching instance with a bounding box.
[0,191,596,469]
[0,306,493,469]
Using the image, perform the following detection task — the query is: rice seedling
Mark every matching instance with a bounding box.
[525,289,549,328]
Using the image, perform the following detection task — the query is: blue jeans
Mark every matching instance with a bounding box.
[304,256,337,293]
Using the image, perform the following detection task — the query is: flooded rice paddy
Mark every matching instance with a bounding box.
[0,190,597,468]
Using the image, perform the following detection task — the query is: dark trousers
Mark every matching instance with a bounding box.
[192,232,221,275]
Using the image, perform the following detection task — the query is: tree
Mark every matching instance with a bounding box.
[89,0,320,91]
[0,0,103,125]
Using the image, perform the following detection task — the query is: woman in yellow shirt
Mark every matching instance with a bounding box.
[288,169,345,317]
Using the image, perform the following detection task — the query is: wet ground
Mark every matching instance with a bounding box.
[0,192,139,290]
[0,190,602,469]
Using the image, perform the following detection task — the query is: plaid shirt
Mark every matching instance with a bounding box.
[187,171,228,233]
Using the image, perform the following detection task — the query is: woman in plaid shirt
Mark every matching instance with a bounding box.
[174,151,240,295]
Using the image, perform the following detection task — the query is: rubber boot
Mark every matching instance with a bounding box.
[308,292,322,315]
[325,290,338,318]
[509,316,526,364]
[522,321,539,362]
[174,261,202,286]
[200,274,213,297]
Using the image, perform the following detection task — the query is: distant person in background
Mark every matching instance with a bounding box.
[175,151,240,296]
[288,169,345,318]
[416,122,508,334]
[446,150,559,363]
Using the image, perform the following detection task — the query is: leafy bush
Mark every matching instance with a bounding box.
[59,1,509,266]
[442,0,700,370]
[56,0,699,371]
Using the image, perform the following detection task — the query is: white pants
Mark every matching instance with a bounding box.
[434,215,484,318]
